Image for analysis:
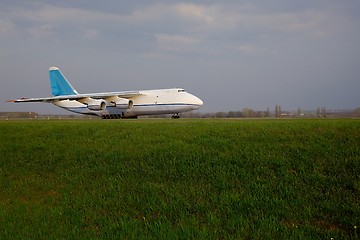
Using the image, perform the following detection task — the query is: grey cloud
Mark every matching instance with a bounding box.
[1,0,359,114]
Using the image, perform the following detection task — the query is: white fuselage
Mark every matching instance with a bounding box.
[9,67,203,118]
[53,88,203,118]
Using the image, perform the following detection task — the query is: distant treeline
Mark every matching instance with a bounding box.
[180,106,360,118]
[154,107,360,118]
[0,112,95,119]
[0,112,38,119]
[1,107,360,119]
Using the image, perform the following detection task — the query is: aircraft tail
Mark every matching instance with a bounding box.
[49,67,79,96]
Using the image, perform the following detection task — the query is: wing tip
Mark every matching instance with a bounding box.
[6,97,30,102]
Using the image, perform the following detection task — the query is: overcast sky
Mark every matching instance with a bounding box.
[1,0,359,114]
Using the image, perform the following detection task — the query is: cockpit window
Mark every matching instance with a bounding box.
[178,89,185,92]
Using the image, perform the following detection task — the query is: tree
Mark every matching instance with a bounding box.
[354,107,360,117]
[321,107,327,117]
[227,111,235,118]
[215,112,226,118]
[242,108,255,118]
[265,108,270,118]
[317,107,327,117]
[275,104,282,118]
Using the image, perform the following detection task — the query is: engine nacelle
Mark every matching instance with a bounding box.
[106,96,133,109]
[81,98,106,111]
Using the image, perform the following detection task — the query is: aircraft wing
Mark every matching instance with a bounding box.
[7,91,142,103]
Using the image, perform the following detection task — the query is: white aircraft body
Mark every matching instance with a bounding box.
[8,67,203,119]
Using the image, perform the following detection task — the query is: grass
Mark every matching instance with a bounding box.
[0,118,359,239]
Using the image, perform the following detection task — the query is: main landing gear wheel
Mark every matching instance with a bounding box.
[172,113,180,119]
[101,114,122,119]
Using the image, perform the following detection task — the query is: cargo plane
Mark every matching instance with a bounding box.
[7,67,203,119]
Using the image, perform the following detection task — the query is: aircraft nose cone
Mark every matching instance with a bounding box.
[196,97,203,106]
[192,96,203,109]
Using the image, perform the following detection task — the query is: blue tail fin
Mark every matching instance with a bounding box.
[49,67,78,96]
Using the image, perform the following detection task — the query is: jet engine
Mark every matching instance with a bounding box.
[82,98,106,111]
[107,96,133,109]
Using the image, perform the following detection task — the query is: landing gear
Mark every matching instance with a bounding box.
[101,114,122,119]
[172,113,180,119]
[101,113,138,119]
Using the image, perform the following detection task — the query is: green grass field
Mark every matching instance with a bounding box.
[1,119,359,239]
